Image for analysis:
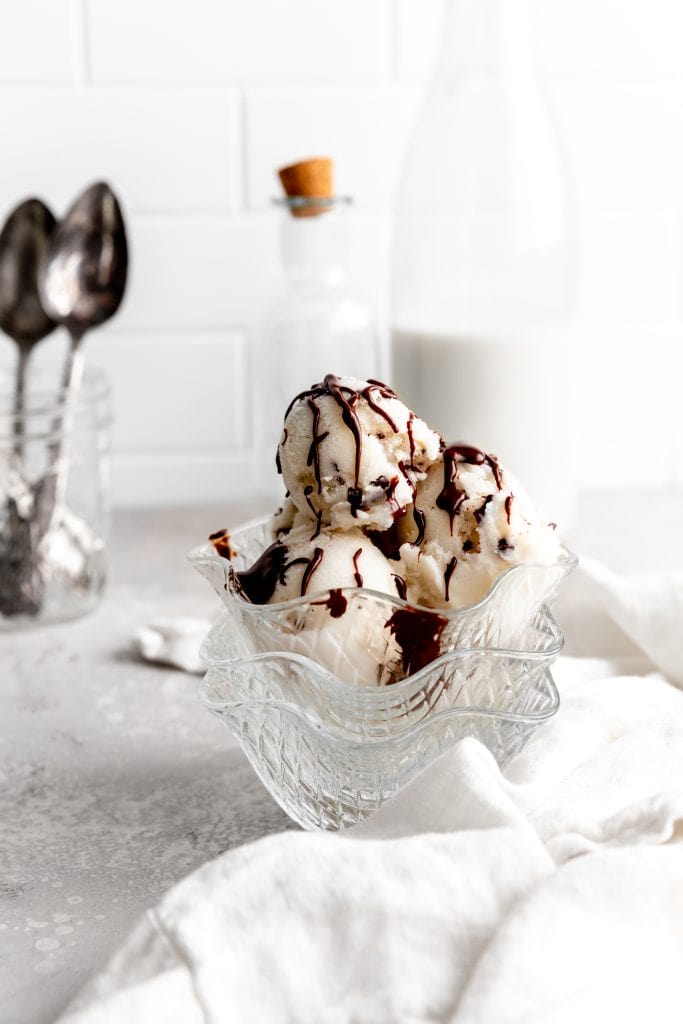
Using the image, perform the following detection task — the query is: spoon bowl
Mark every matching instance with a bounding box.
[38,182,128,517]
[0,198,56,348]
[39,181,128,335]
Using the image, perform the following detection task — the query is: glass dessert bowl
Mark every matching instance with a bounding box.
[190,516,576,831]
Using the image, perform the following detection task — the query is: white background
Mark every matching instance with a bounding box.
[0,0,682,506]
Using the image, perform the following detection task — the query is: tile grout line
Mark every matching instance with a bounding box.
[239,90,250,210]
[69,0,90,86]
[390,0,401,82]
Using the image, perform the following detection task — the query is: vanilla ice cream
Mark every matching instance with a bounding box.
[211,375,565,685]
[235,527,403,685]
[397,443,561,609]
[277,374,442,532]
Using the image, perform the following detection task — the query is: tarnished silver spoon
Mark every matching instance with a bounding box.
[38,181,128,515]
[39,181,128,401]
[0,198,57,456]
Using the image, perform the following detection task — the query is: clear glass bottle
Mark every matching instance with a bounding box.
[0,365,111,627]
[392,0,576,520]
[253,196,380,500]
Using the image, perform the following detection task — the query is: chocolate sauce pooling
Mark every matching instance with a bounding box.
[367,519,403,561]
[436,447,467,533]
[312,589,347,618]
[386,608,447,677]
[236,541,288,604]
[237,541,328,604]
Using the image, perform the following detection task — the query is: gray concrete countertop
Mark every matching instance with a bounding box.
[1,499,293,1024]
[1,491,682,1024]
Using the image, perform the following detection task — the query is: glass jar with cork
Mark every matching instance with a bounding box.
[253,157,381,500]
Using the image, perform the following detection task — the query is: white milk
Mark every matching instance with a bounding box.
[392,324,576,524]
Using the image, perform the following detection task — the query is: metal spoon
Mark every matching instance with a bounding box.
[39,181,128,399]
[38,181,128,516]
[0,198,57,457]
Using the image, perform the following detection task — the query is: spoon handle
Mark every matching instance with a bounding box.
[12,343,30,461]
[40,330,86,536]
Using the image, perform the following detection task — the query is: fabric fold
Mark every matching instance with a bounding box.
[59,560,683,1023]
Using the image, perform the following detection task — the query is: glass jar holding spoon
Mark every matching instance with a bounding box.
[0,366,112,624]
[0,182,127,627]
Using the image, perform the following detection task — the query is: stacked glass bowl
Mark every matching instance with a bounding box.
[190,517,576,831]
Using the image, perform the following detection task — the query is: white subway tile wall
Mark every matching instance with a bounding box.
[0,0,681,505]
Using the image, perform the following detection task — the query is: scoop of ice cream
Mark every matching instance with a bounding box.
[248,526,403,604]
[397,443,562,609]
[277,374,442,533]
[236,526,403,685]
[271,495,309,539]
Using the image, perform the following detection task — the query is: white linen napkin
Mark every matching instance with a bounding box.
[62,562,683,1024]
[133,618,208,674]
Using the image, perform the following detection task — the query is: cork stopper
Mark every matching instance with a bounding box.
[278,157,334,218]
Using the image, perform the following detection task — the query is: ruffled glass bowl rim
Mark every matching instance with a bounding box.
[188,516,576,708]
[188,515,578,620]
[198,603,565,698]
[199,655,561,742]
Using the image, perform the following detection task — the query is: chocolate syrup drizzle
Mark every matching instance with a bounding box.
[348,486,364,518]
[407,412,416,465]
[444,556,457,602]
[367,519,403,561]
[282,375,413,513]
[392,573,408,601]
[322,375,363,486]
[505,494,514,525]
[300,547,324,595]
[208,529,235,561]
[437,444,503,534]
[236,541,288,604]
[474,494,493,524]
[275,428,289,475]
[412,506,426,546]
[386,608,447,677]
[306,397,329,494]
[312,588,347,618]
[369,475,404,522]
[361,381,399,432]
[236,542,325,603]
[352,547,364,588]
[303,485,323,539]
